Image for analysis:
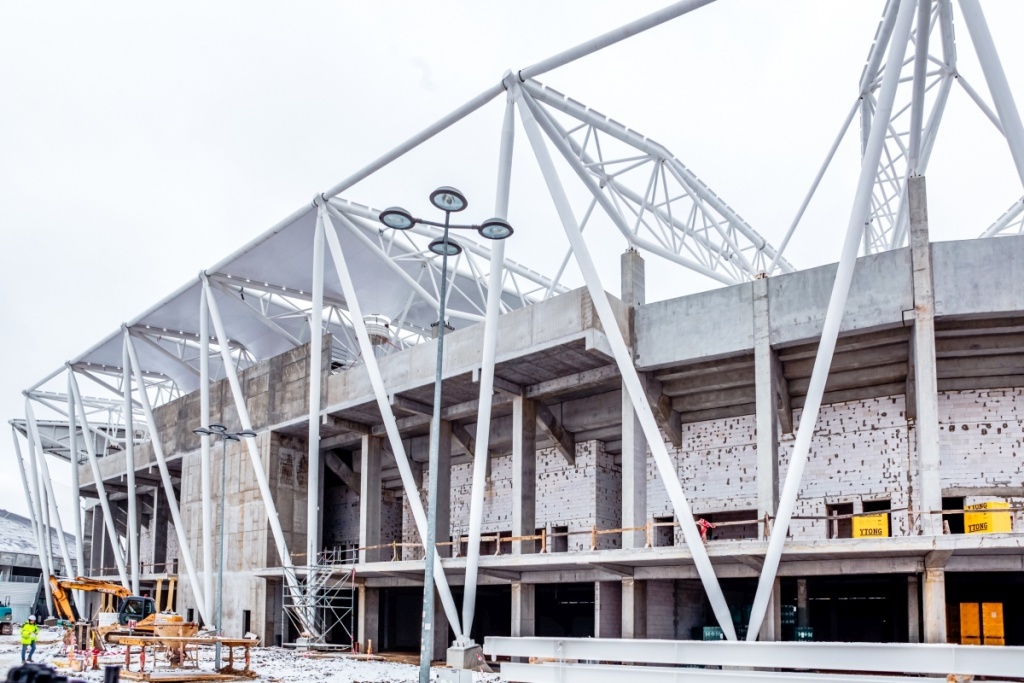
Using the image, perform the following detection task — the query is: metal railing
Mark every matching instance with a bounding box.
[484,637,1024,683]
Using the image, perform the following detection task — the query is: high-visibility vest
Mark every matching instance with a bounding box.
[20,622,39,645]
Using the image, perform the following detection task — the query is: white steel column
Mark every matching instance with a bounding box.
[67,375,131,589]
[515,85,736,640]
[66,374,85,610]
[320,204,465,640]
[11,428,54,616]
[306,215,326,569]
[959,0,1024,188]
[122,335,209,622]
[462,92,515,638]
[25,403,56,584]
[200,278,305,627]
[33,426,75,582]
[199,279,215,624]
[122,337,140,594]
[746,0,918,640]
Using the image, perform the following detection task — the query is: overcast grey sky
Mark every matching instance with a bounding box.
[3,1,1023,526]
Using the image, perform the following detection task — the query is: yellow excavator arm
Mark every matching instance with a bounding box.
[48,576,131,621]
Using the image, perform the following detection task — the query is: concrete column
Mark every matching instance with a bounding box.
[753,276,780,540]
[594,581,622,638]
[922,568,947,643]
[796,578,809,628]
[757,578,782,642]
[432,591,448,661]
[357,585,379,652]
[621,249,648,549]
[907,574,921,643]
[152,488,169,571]
[512,397,537,555]
[89,507,104,575]
[511,582,536,637]
[909,176,943,536]
[435,421,452,558]
[359,436,382,563]
[621,578,646,639]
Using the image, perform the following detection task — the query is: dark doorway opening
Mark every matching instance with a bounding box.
[946,572,1024,645]
[536,583,594,638]
[789,575,908,643]
[942,497,965,534]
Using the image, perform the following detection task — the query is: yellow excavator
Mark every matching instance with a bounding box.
[48,576,198,646]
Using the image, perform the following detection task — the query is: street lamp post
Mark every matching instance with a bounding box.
[193,423,257,671]
[379,187,513,683]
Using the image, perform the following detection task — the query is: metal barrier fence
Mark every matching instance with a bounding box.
[483,637,1024,683]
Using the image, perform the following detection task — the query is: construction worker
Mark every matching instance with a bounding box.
[20,615,39,663]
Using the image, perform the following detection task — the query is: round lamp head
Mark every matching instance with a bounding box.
[478,217,514,240]
[379,206,416,230]
[429,186,468,213]
[429,238,463,256]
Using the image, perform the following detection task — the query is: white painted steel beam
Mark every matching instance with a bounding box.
[515,83,736,640]
[122,338,141,594]
[123,333,209,622]
[518,0,715,81]
[66,374,85,611]
[462,94,515,639]
[23,402,56,589]
[322,83,505,199]
[483,637,1024,678]
[10,427,54,616]
[30,408,75,583]
[498,663,969,683]
[67,374,131,588]
[319,203,465,640]
[746,0,918,640]
[959,0,1024,189]
[306,212,326,570]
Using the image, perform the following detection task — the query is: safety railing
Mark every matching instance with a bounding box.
[484,637,1024,683]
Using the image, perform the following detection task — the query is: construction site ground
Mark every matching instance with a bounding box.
[0,628,504,682]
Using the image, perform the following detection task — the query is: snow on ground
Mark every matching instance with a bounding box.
[0,628,505,682]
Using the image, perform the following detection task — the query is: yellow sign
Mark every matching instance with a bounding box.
[852,512,889,538]
[964,501,1012,534]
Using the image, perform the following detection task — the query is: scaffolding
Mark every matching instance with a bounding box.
[282,547,357,650]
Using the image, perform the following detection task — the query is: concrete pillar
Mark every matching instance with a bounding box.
[357,585,380,652]
[432,591,448,661]
[753,276,780,540]
[621,249,648,549]
[512,397,537,555]
[757,578,782,642]
[359,436,382,563]
[796,578,809,628]
[152,488,169,571]
[435,421,452,558]
[922,568,947,643]
[594,581,622,638]
[621,578,646,639]
[907,574,921,643]
[909,176,943,536]
[511,582,536,637]
[89,506,103,575]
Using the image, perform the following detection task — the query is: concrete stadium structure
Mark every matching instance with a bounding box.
[11,0,1024,672]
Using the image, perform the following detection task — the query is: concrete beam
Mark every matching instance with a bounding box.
[534,401,575,465]
[322,414,371,435]
[672,385,756,412]
[390,394,433,417]
[524,365,620,401]
[478,568,522,582]
[642,373,682,448]
[325,451,360,491]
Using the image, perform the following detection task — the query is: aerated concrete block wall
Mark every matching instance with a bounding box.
[647,396,912,541]
[401,440,621,557]
[939,388,1024,528]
